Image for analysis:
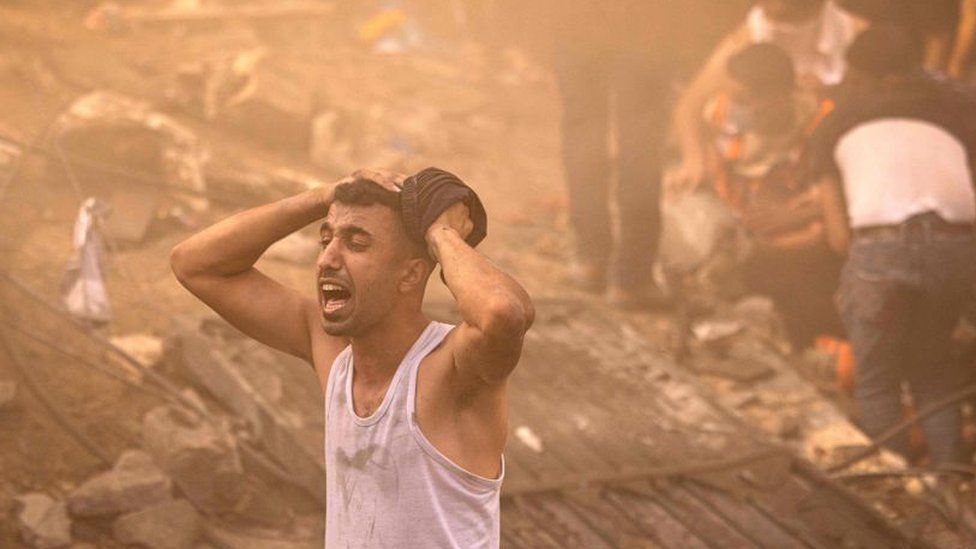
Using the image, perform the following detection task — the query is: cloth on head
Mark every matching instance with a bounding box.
[399,167,488,250]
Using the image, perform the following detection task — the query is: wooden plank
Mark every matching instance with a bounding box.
[515,494,617,549]
[755,477,904,549]
[681,481,809,549]
[507,371,619,479]
[501,496,573,549]
[603,486,712,549]
[627,480,761,549]
[504,405,578,486]
[514,339,715,472]
[561,487,665,547]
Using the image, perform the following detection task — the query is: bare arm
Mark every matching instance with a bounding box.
[426,203,535,386]
[669,24,751,192]
[949,0,976,78]
[170,186,341,365]
[817,174,851,254]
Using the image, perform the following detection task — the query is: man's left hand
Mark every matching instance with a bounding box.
[425,202,474,258]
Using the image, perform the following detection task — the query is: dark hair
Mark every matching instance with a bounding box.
[333,178,400,211]
[846,24,923,77]
[727,43,795,96]
[331,178,430,261]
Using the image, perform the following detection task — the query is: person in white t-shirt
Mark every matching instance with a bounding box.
[810,26,976,465]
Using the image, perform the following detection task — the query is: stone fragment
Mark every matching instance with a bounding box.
[68,449,172,517]
[15,493,72,548]
[141,405,243,512]
[110,334,165,369]
[113,499,200,549]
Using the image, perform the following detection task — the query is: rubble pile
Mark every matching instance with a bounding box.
[0,0,968,546]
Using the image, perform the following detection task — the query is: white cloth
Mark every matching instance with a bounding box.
[747,0,860,86]
[835,119,976,227]
[61,198,111,323]
[324,321,503,549]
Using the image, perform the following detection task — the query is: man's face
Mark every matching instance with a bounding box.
[316,202,414,337]
[759,0,824,23]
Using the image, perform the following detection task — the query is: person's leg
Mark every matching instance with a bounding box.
[905,235,976,465]
[554,46,612,288]
[609,50,668,296]
[841,240,914,456]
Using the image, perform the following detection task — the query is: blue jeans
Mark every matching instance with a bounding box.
[840,214,976,465]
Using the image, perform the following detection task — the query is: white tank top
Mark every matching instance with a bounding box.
[324,321,503,548]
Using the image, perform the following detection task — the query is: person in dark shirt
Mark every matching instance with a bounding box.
[809,26,976,465]
[552,1,748,308]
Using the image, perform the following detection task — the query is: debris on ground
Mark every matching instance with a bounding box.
[51,91,210,227]
[179,326,325,496]
[60,198,111,325]
[0,2,970,546]
[67,450,172,518]
[109,334,165,371]
[14,493,72,549]
[140,405,243,514]
[111,499,200,549]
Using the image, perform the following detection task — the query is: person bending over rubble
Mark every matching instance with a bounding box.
[699,43,845,350]
[810,27,976,465]
[670,0,868,192]
[170,167,534,547]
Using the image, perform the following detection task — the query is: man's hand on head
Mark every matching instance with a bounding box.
[349,168,407,192]
[425,202,474,259]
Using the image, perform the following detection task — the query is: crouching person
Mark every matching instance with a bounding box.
[171,167,534,547]
[811,27,976,465]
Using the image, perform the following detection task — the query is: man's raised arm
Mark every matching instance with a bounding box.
[170,185,338,365]
[425,203,535,386]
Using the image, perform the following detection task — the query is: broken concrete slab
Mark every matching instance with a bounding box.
[112,499,200,549]
[67,449,172,517]
[15,493,72,548]
[180,330,325,502]
[51,91,210,214]
[0,379,16,409]
[141,405,243,513]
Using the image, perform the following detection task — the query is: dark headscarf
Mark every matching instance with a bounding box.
[399,167,488,250]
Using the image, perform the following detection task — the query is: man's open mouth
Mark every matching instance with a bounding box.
[320,280,352,315]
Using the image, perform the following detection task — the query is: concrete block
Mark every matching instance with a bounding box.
[113,499,201,549]
[68,449,172,517]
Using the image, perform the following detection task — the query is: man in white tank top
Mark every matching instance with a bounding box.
[171,168,534,547]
